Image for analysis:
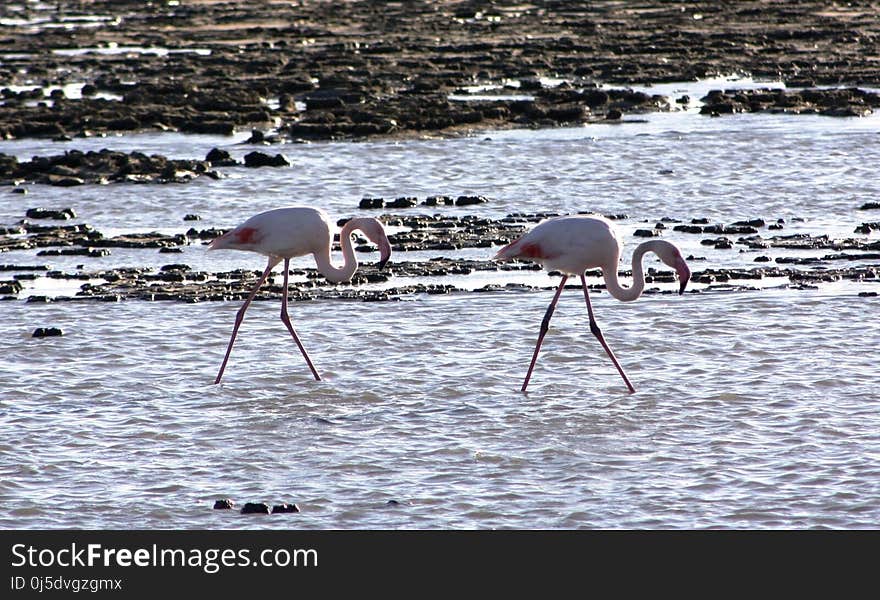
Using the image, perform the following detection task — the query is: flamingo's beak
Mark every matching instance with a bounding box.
[676,256,691,295]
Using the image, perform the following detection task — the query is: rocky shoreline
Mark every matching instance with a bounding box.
[3,1,880,143]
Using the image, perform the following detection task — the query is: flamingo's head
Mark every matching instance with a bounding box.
[675,254,691,294]
[656,241,691,294]
[358,218,392,269]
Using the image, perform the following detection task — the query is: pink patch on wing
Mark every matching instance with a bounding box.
[519,242,546,259]
[234,226,259,244]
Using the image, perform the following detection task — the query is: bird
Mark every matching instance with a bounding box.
[207,206,392,384]
[493,214,691,393]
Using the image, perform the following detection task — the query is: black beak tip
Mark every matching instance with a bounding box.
[378,258,389,270]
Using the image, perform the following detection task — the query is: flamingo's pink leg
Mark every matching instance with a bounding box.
[279,258,322,381]
[521,275,568,392]
[214,261,276,384]
[580,275,636,393]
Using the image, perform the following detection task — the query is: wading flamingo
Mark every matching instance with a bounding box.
[494,214,690,393]
[208,206,391,384]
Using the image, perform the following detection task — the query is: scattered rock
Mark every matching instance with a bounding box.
[271,503,301,514]
[26,207,76,220]
[424,195,455,206]
[359,197,385,209]
[213,499,235,510]
[386,197,418,209]
[0,150,215,185]
[455,195,489,206]
[700,88,880,117]
[240,502,271,515]
[32,327,63,337]
[243,151,289,168]
[855,222,880,234]
[205,148,238,167]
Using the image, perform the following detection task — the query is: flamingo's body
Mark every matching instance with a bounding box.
[494,214,690,393]
[208,206,391,384]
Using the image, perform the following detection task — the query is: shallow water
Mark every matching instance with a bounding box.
[1,81,879,529]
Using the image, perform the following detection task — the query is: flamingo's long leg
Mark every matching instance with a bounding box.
[521,275,568,392]
[214,260,277,384]
[580,275,636,393]
[279,258,322,381]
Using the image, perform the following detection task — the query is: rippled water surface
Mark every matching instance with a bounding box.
[2,82,879,529]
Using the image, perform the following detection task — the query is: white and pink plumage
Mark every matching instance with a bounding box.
[494,214,691,393]
[208,206,391,384]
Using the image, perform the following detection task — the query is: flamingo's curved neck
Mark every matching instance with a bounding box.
[313,220,359,283]
[601,242,654,302]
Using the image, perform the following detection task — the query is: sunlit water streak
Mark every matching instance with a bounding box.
[1,82,879,529]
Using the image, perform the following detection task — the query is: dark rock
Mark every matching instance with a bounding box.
[634,228,659,237]
[855,222,880,234]
[49,176,86,187]
[424,195,454,206]
[386,196,417,208]
[183,214,201,221]
[860,202,880,210]
[271,503,301,514]
[730,218,765,228]
[455,195,489,206]
[205,148,237,167]
[240,502,271,514]
[32,326,63,337]
[0,281,23,294]
[359,197,384,209]
[160,264,192,272]
[699,87,880,118]
[213,499,235,510]
[243,151,289,168]
[701,237,733,249]
[25,207,77,220]
[244,129,266,144]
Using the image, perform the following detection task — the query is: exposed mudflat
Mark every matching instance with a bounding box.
[2,1,880,142]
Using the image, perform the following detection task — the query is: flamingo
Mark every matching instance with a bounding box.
[493,214,691,393]
[207,206,392,384]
